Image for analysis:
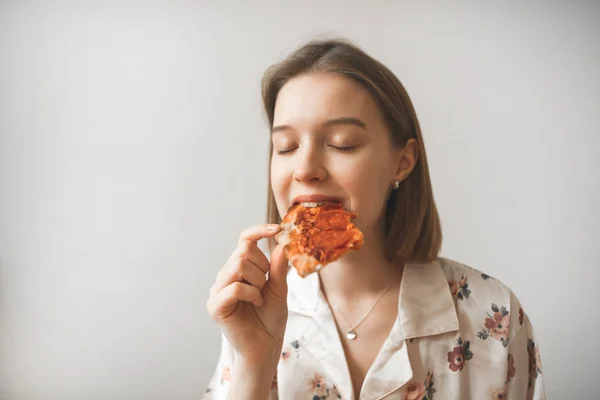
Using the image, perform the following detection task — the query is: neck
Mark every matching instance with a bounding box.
[318,225,403,302]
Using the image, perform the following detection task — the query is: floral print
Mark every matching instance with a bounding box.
[519,308,524,326]
[309,373,327,396]
[490,387,507,399]
[405,371,435,400]
[477,303,510,347]
[404,381,425,400]
[448,280,459,297]
[458,276,471,300]
[330,386,342,399]
[281,340,301,361]
[447,336,473,372]
[204,258,546,400]
[527,339,543,389]
[423,372,436,400]
[308,373,340,399]
[220,366,231,384]
[448,276,471,300]
[506,353,516,383]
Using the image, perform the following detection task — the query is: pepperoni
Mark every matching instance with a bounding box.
[314,210,350,230]
[309,229,353,249]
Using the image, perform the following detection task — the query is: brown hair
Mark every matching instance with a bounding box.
[262,38,442,263]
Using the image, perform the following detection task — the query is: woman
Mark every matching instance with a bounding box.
[204,39,546,400]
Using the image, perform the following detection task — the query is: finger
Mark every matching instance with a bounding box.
[214,258,267,293]
[235,239,271,274]
[238,223,281,244]
[208,282,263,320]
[265,244,289,299]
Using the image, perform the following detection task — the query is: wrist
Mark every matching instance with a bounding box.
[233,351,279,377]
[228,355,278,400]
[234,339,283,369]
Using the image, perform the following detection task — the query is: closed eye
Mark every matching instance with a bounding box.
[328,145,356,152]
[276,147,298,155]
[276,145,356,154]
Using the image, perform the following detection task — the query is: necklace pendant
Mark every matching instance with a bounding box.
[346,330,357,340]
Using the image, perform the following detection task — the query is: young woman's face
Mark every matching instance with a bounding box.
[270,73,416,235]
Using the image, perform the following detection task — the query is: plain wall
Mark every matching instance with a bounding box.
[1,1,599,399]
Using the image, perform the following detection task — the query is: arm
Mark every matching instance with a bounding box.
[204,225,288,399]
[203,333,279,400]
[227,355,279,400]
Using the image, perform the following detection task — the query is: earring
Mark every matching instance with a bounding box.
[393,181,400,190]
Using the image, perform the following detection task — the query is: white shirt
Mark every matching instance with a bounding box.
[204,258,546,399]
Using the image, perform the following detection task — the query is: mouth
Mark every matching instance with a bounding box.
[291,195,346,211]
[295,201,338,208]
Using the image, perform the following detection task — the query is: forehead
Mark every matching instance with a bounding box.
[273,73,384,128]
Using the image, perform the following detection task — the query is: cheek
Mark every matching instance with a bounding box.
[337,155,388,194]
[335,156,391,223]
[270,159,290,213]
[270,161,281,195]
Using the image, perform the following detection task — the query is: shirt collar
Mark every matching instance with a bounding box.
[287,259,459,341]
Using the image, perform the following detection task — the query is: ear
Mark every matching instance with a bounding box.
[393,138,419,183]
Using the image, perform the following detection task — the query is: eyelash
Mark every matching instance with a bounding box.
[276,148,297,155]
[329,145,355,152]
[276,145,355,155]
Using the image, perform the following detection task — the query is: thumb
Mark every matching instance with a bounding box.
[266,244,289,299]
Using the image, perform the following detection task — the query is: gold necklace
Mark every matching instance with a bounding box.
[320,277,393,340]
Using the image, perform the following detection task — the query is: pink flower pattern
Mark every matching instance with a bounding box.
[204,260,545,399]
[477,303,510,347]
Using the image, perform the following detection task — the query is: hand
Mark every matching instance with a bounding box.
[207,223,289,364]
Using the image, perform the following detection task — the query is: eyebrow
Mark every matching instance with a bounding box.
[271,117,368,134]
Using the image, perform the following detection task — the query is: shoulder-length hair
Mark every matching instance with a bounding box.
[262,38,442,263]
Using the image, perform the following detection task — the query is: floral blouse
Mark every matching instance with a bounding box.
[203,258,546,399]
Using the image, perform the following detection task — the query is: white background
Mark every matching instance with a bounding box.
[1,1,599,399]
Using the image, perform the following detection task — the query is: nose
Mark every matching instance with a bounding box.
[292,145,328,183]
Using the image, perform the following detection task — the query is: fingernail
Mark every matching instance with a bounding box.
[266,225,280,232]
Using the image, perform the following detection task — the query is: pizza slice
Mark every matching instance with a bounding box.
[275,202,364,277]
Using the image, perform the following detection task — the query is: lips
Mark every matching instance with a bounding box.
[291,194,345,210]
[292,194,343,205]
